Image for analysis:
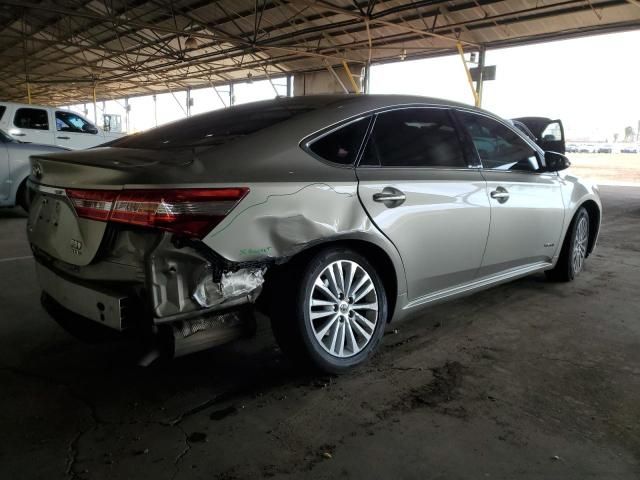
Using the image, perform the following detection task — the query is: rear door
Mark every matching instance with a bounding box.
[356,107,490,301]
[457,110,565,277]
[10,107,55,145]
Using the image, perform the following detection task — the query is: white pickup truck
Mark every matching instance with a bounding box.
[0,101,126,150]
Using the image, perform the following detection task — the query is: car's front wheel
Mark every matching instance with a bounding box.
[271,247,388,373]
[546,207,590,282]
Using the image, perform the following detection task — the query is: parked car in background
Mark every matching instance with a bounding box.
[0,102,125,150]
[578,144,597,153]
[566,143,579,153]
[26,95,601,373]
[597,144,617,154]
[0,129,68,211]
[620,144,639,154]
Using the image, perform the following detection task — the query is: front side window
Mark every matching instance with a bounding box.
[459,111,541,172]
[0,106,5,121]
[308,117,370,165]
[14,108,49,130]
[56,111,97,134]
[360,108,467,168]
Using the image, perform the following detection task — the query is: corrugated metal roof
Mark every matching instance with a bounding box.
[0,0,638,104]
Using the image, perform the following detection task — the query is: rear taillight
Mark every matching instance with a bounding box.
[66,188,249,238]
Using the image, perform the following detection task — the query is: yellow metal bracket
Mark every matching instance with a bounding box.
[342,60,361,94]
[456,42,480,107]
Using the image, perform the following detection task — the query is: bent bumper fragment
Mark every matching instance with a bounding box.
[35,262,131,331]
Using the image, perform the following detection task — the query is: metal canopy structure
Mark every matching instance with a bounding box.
[1,0,639,105]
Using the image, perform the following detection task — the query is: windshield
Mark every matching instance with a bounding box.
[110,96,346,150]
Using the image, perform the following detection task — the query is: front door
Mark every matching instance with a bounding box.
[356,107,490,301]
[54,111,102,149]
[456,110,565,277]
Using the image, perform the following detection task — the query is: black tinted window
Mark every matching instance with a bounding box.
[111,97,346,150]
[361,108,466,168]
[0,106,5,121]
[14,108,49,130]
[459,112,541,172]
[308,117,370,165]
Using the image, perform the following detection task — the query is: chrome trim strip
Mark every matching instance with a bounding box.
[404,261,552,310]
[30,182,67,196]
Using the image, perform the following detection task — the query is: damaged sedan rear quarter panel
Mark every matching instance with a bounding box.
[27,96,410,331]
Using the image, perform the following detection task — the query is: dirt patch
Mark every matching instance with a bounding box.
[410,361,465,407]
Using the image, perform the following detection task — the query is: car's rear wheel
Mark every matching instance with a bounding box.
[270,247,387,373]
[546,207,590,282]
[16,180,31,213]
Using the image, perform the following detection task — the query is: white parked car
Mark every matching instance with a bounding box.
[0,129,68,210]
[0,102,125,150]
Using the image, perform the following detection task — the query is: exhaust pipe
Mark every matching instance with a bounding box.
[171,308,254,358]
[138,308,256,366]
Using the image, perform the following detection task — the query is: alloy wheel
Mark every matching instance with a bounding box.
[572,216,589,274]
[308,260,379,358]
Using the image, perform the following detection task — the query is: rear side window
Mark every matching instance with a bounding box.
[14,108,49,130]
[308,117,370,165]
[0,106,5,121]
[360,108,467,168]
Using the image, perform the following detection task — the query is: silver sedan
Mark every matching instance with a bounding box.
[26,95,601,372]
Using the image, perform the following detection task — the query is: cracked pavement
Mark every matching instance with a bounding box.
[1,186,639,479]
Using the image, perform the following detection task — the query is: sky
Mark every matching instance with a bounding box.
[370,29,640,142]
[68,29,640,142]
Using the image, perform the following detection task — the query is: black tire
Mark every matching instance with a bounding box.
[16,180,31,213]
[546,207,590,282]
[270,247,388,374]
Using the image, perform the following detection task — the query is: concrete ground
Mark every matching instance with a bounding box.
[1,186,639,480]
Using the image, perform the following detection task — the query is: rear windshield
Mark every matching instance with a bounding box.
[111,96,345,150]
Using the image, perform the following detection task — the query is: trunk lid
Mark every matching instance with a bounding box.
[27,147,191,266]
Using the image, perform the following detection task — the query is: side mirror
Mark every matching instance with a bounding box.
[544,151,571,172]
[82,124,99,134]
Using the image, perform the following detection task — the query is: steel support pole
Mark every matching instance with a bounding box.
[186,87,192,117]
[363,62,371,94]
[475,46,486,107]
[286,74,292,97]
[92,85,98,125]
[229,83,235,106]
[153,94,157,127]
[456,42,480,107]
[124,96,130,133]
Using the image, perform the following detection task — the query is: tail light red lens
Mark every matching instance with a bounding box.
[66,188,249,238]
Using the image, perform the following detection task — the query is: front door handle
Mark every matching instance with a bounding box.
[373,187,406,207]
[490,187,510,203]
[57,136,70,140]
[13,133,26,137]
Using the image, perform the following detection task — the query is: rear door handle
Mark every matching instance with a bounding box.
[490,187,510,203]
[373,187,406,207]
[13,133,26,137]
[57,136,70,140]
